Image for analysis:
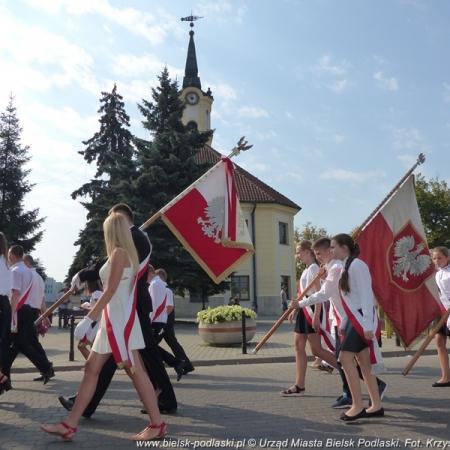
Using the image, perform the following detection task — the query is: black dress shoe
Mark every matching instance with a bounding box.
[183,364,195,375]
[175,363,185,382]
[340,409,366,421]
[58,395,74,411]
[364,408,384,418]
[41,366,55,385]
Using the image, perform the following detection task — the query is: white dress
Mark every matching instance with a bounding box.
[92,261,145,355]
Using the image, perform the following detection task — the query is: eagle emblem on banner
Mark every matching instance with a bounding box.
[392,235,431,282]
[197,197,225,243]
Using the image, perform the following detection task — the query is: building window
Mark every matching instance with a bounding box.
[279,222,288,245]
[231,275,250,301]
[281,275,291,299]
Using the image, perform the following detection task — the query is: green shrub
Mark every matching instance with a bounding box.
[197,305,257,325]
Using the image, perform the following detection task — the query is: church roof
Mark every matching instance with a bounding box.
[196,145,301,211]
[183,30,201,90]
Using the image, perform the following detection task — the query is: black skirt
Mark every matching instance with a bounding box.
[438,323,450,337]
[340,319,382,354]
[295,306,318,335]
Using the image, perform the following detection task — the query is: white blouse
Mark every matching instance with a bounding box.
[299,263,319,296]
[340,257,376,332]
[0,255,11,296]
[436,265,450,309]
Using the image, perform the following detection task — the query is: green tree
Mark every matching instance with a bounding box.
[133,68,228,301]
[68,85,136,280]
[415,173,450,248]
[0,96,44,252]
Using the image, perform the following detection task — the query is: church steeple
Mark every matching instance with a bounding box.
[183,28,201,89]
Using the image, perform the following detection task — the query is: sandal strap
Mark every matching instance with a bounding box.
[60,421,77,435]
[148,421,165,430]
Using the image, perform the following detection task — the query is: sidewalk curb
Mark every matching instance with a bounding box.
[11,348,439,374]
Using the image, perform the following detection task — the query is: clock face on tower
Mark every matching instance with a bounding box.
[185,91,199,105]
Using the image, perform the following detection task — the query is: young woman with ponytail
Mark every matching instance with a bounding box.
[331,233,384,421]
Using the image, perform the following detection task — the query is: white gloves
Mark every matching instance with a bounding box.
[74,316,96,340]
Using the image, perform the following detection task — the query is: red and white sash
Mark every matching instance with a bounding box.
[103,252,150,370]
[11,281,33,333]
[298,281,335,351]
[340,293,385,374]
[151,294,167,323]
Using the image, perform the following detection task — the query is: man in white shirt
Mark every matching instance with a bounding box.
[148,267,186,382]
[5,247,54,385]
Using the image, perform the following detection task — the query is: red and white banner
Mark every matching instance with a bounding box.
[160,157,254,284]
[358,175,441,346]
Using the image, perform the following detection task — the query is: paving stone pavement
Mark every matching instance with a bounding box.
[1,354,449,450]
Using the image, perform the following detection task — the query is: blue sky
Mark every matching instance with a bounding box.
[1,0,449,281]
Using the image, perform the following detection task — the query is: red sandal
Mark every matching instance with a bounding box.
[40,421,77,441]
[131,421,167,441]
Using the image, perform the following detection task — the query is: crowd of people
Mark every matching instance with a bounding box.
[0,203,194,441]
[0,203,449,439]
[281,236,450,422]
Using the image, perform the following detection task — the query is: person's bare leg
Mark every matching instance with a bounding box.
[355,348,381,412]
[78,343,90,360]
[41,351,110,437]
[307,334,338,368]
[435,334,450,383]
[128,351,165,440]
[294,333,308,388]
[340,350,364,416]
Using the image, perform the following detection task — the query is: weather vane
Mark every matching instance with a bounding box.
[180,12,204,28]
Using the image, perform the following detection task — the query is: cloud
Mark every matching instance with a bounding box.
[196,0,248,24]
[238,106,269,119]
[397,153,417,168]
[320,169,384,183]
[312,54,350,94]
[374,71,399,91]
[23,0,178,46]
[113,54,183,80]
[392,127,422,150]
[0,10,99,97]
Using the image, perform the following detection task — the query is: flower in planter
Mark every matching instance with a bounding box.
[197,305,257,325]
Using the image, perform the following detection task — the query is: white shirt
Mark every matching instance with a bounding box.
[90,290,103,307]
[298,259,344,329]
[27,268,45,309]
[149,275,168,323]
[436,265,450,309]
[298,263,320,296]
[166,287,174,308]
[10,261,33,298]
[0,255,11,296]
[340,257,376,332]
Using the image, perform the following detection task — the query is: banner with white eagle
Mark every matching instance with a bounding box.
[357,174,442,346]
[159,157,254,284]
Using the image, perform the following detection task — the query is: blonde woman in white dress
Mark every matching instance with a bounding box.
[41,213,166,441]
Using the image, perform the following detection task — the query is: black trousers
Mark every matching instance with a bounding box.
[0,295,11,374]
[152,322,179,369]
[162,311,192,367]
[83,312,177,416]
[6,305,52,378]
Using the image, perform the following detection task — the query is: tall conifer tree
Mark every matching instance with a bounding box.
[0,96,43,251]
[134,68,228,300]
[68,85,136,279]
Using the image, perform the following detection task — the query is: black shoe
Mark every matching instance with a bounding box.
[183,364,195,375]
[40,364,55,384]
[33,375,44,382]
[364,407,384,418]
[3,379,12,392]
[340,409,366,421]
[175,363,185,382]
[58,395,74,411]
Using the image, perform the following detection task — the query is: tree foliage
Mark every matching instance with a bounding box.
[415,173,450,248]
[0,96,44,253]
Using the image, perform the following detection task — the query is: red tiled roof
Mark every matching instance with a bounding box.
[195,145,301,211]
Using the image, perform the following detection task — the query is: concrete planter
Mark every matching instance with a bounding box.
[198,319,256,345]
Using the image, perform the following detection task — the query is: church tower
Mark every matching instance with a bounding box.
[180,20,213,143]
